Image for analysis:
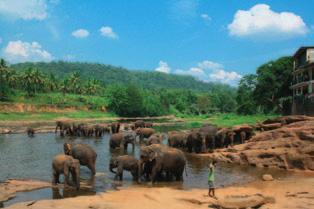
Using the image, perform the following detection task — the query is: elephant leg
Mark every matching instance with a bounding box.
[52,171,59,185]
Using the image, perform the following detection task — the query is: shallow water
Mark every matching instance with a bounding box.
[0,132,289,207]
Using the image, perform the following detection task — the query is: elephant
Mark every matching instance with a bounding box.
[167,131,188,148]
[215,128,236,148]
[144,122,153,128]
[134,120,145,129]
[109,155,139,181]
[64,143,97,176]
[52,154,80,190]
[109,131,136,150]
[146,133,164,145]
[186,129,203,153]
[94,124,110,137]
[198,125,218,151]
[26,127,35,137]
[136,128,155,143]
[80,125,95,137]
[139,144,186,183]
[111,122,120,134]
[55,121,73,136]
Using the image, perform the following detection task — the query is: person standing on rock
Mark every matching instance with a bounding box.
[208,160,217,198]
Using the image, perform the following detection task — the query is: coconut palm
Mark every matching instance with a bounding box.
[21,67,46,97]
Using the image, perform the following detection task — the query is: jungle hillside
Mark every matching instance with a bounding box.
[0,56,293,122]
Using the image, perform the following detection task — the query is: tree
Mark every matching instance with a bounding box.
[84,79,101,95]
[236,74,258,114]
[196,94,211,114]
[21,67,46,97]
[68,71,82,94]
[0,59,11,101]
[106,84,144,117]
[254,56,293,113]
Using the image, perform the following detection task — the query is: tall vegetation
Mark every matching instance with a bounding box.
[236,56,293,115]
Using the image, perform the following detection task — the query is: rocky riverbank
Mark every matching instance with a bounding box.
[2,172,314,209]
[203,119,314,171]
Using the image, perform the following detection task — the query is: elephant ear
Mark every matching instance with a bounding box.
[64,143,72,155]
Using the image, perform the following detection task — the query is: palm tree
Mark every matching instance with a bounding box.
[0,59,11,101]
[21,67,45,97]
[46,73,59,92]
[84,79,100,95]
[67,71,82,94]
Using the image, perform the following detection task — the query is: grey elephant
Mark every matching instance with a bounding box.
[139,144,186,183]
[52,154,80,190]
[199,125,218,151]
[134,120,145,129]
[26,127,35,137]
[167,131,188,148]
[55,121,72,136]
[215,128,236,148]
[136,128,155,143]
[109,131,136,150]
[94,124,110,137]
[146,133,164,145]
[109,155,139,181]
[111,122,120,134]
[186,129,203,153]
[64,143,97,176]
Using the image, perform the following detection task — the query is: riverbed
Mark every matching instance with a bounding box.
[0,132,289,207]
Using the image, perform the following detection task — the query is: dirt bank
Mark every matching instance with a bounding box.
[204,120,314,171]
[4,173,314,209]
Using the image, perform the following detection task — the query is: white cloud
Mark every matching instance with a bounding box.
[71,29,89,38]
[209,70,242,83]
[228,4,308,38]
[0,0,48,20]
[201,14,211,22]
[99,26,118,39]
[3,40,53,63]
[175,60,242,85]
[155,61,171,74]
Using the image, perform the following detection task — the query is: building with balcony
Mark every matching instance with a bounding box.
[291,46,314,116]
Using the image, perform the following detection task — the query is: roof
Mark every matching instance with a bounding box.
[293,46,314,58]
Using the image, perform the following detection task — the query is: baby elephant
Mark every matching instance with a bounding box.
[64,143,97,176]
[27,128,35,137]
[109,155,139,181]
[52,154,80,190]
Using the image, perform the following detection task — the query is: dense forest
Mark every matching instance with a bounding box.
[0,57,293,117]
[11,62,227,92]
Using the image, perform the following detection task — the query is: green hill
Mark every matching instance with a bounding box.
[11,61,233,92]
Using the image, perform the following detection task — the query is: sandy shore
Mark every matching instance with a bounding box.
[3,172,314,209]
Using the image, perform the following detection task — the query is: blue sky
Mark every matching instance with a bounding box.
[0,0,313,85]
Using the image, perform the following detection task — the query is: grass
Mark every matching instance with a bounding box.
[0,111,116,121]
[177,113,279,127]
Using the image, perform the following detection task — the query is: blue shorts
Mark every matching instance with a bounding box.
[208,181,215,189]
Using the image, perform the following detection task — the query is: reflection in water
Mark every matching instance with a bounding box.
[0,132,291,207]
[52,187,96,199]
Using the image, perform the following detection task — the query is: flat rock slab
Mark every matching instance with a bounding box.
[209,194,275,209]
[0,179,51,202]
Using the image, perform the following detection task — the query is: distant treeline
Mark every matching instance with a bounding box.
[0,57,293,116]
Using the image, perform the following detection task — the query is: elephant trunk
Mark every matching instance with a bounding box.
[201,136,207,153]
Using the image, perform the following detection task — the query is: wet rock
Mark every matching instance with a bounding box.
[0,128,12,134]
[262,174,274,181]
[208,194,275,209]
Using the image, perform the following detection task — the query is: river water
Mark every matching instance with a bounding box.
[0,132,288,207]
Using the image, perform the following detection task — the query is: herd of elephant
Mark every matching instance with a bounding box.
[48,120,253,190]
